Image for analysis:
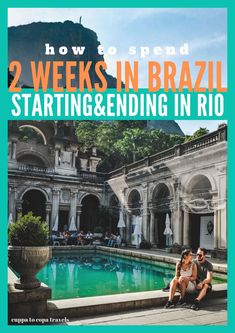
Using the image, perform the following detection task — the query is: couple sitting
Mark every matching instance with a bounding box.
[165,247,213,310]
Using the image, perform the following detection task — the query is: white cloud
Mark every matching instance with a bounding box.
[189,34,226,53]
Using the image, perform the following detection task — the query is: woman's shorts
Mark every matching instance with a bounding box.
[186,281,196,293]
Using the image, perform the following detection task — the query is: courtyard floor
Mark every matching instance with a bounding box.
[66,297,227,326]
[119,246,227,265]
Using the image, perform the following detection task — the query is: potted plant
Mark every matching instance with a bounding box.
[8,212,52,290]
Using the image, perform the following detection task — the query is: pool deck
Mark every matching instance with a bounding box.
[66,297,227,326]
[47,282,227,320]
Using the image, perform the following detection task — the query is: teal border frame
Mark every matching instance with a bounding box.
[1,0,234,332]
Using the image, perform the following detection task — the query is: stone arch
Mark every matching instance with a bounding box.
[108,194,120,233]
[152,182,172,211]
[183,172,217,194]
[18,121,57,145]
[79,192,101,205]
[21,188,47,220]
[17,151,50,167]
[20,186,50,202]
[152,182,172,249]
[19,124,47,145]
[183,173,216,251]
[127,188,142,215]
[80,194,100,232]
[183,173,215,206]
[126,189,142,245]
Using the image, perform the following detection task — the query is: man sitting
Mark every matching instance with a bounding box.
[85,231,93,245]
[107,234,117,247]
[191,247,213,310]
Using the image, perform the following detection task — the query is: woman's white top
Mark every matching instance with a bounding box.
[179,262,196,293]
[180,262,193,277]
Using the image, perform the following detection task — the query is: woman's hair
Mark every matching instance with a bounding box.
[177,249,192,277]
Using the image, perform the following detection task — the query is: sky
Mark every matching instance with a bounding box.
[175,120,226,135]
[8,8,227,134]
[8,8,227,87]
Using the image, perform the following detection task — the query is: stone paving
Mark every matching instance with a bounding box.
[117,247,227,266]
[67,297,227,326]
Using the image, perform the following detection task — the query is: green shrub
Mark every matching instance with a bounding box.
[8,212,49,246]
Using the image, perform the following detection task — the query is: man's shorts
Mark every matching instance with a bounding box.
[196,281,212,293]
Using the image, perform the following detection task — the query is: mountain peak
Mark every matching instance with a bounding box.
[8,21,116,87]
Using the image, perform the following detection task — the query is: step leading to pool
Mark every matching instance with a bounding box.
[47,283,227,319]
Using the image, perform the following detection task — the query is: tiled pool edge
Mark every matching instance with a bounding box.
[96,246,227,274]
[47,283,227,319]
[52,245,227,275]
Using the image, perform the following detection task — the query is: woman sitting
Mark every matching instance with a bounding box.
[77,230,85,245]
[165,249,197,308]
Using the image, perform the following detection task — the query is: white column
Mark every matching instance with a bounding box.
[142,185,148,241]
[218,173,227,248]
[55,150,59,166]
[9,186,17,221]
[173,208,183,245]
[173,180,183,246]
[178,209,183,245]
[155,216,159,246]
[12,141,17,160]
[150,210,155,245]
[183,210,190,246]
[142,209,149,241]
[213,209,218,249]
[16,201,23,220]
[55,145,61,166]
[69,191,77,223]
[72,149,77,167]
[46,204,51,225]
[126,212,131,244]
[51,189,60,230]
[76,205,82,230]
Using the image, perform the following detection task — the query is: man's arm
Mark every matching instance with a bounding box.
[202,270,213,285]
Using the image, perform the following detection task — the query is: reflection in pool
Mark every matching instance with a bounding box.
[37,251,225,300]
[37,252,174,299]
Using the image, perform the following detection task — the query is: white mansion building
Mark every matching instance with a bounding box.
[8,121,227,256]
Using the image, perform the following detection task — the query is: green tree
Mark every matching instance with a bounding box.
[184,127,209,142]
[75,121,99,150]
[112,120,147,131]
[115,128,151,163]
[95,123,122,171]
[75,121,185,171]
[146,130,184,156]
[96,123,120,156]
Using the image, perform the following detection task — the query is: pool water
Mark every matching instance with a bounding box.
[37,252,225,300]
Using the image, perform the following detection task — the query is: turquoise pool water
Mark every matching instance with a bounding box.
[37,251,225,300]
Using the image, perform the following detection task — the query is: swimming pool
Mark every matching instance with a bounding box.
[37,250,226,300]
